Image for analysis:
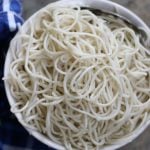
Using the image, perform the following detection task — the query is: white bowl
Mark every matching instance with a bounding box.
[4,0,150,150]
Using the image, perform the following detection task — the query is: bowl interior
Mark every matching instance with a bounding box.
[4,0,150,150]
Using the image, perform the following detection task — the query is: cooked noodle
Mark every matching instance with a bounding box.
[6,5,150,150]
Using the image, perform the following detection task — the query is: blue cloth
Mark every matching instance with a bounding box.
[0,0,23,41]
[0,1,55,150]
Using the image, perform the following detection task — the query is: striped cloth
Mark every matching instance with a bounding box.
[0,0,54,150]
[0,0,23,41]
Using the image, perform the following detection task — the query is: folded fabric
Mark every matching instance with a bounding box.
[0,0,22,14]
[0,0,23,41]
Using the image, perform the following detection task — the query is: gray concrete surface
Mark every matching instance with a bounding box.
[23,0,150,150]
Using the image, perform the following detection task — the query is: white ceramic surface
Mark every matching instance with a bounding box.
[4,0,150,150]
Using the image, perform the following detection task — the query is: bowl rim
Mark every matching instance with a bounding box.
[4,0,150,150]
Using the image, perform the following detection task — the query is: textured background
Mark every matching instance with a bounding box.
[23,0,150,150]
